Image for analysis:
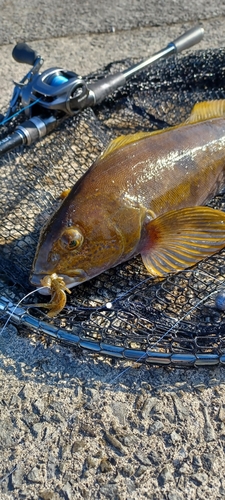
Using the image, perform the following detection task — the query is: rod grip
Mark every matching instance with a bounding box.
[88,73,127,106]
[0,132,24,156]
[170,25,204,54]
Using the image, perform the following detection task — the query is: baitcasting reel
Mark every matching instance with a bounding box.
[0,25,204,156]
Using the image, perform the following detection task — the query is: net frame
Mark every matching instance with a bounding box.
[1,49,225,366]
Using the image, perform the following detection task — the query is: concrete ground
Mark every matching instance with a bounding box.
[1,2,225,499]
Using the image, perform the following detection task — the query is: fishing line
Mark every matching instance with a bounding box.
[108,269,225,385]
[105,275,154,309]
[194,269,225,286]
[0,286,50,336]
[1,275,222,481]
[0,98,42,126]
[0,466,17,485]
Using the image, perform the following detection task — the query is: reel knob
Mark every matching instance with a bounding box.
[12,43,39,66]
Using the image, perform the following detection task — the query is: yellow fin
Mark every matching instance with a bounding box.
[60,188,71,200]
[186,100,225,124]
[141,207,225,277]
[101,99,225,161]
[100,131,159,160]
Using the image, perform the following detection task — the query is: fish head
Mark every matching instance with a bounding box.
[30,193,126,291]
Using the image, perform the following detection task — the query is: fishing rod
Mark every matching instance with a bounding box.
[0,25,204,157]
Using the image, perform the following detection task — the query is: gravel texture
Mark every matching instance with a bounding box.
[1,2,225,499]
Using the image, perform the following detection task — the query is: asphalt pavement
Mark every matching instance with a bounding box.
[1,2,225,499]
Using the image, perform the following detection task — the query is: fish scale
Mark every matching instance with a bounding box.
[2,49,225,363]
[30,101,225,315]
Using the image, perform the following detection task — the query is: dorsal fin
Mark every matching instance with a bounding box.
[186,100,225,124]
[100,131,158,160]
[101,100,225,161]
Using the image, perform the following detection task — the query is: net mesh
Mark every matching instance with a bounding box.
[1,49,225,364]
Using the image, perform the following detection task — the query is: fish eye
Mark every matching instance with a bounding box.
[59,228,84,251]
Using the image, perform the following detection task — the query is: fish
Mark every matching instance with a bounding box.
[30,100,225,316]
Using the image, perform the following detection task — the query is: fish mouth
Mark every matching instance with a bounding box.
[61,270,88,287]
[30,269,87,294]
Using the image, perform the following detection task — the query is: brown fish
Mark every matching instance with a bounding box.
[30,100,225,315]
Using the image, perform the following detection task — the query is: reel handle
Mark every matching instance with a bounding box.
[12,43,39,66]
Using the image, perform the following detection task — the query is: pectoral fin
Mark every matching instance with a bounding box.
[141,207,225,276]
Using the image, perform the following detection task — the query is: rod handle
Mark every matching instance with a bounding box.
[170,25,204,54]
